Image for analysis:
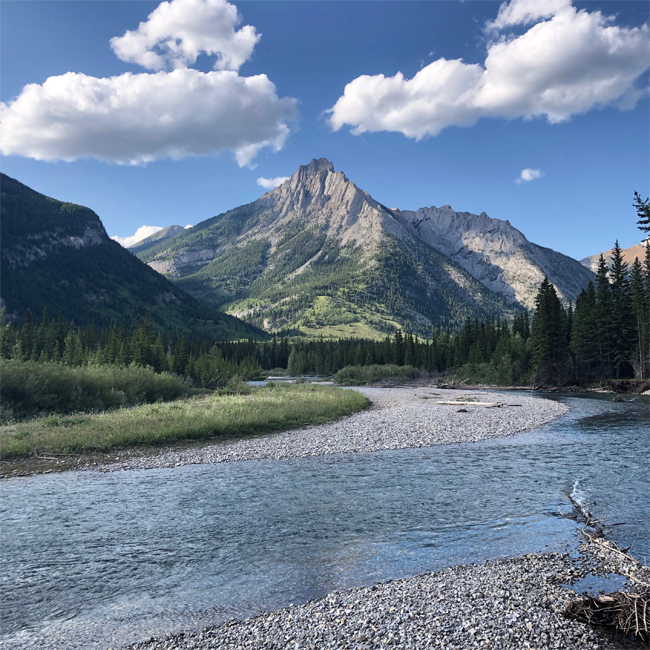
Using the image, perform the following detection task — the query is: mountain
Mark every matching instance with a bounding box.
[391,206,595,310]
[129,225,187,254]
[581,241,649,272]
[0,173,262,339]
[139,159,592,337]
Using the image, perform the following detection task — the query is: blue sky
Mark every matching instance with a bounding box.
[1,0,648,258]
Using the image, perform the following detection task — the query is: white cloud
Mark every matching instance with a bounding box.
[257,176,289,190]
[112,225,163,248]
[517,168,543,183]
[0,70,296,167]
[328,0,649,139]
[487,0,571,31]
[185,224,193,228]
[0,0,296,167]
[110,0,259,72]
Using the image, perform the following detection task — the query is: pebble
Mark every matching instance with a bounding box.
[97,388,568,473]
[123,536,648,650]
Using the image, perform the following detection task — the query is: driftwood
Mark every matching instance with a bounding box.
[437,401,502,407]
[564,591,649,642]
[561,492,650,641]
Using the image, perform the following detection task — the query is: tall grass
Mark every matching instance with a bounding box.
[333,364,425,385]
[0,384,369,460]
[0,360,189,422]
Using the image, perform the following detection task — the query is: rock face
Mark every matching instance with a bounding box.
[581,241,649,272]
[0,173,262,339]
[394,206,595,309]
[128,225,187,254]
[140,159,513,336]
[139,159,594,335]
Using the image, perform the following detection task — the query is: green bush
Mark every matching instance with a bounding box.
[452,357,531,386]
[333,364,425,385]
[0,360,189,422]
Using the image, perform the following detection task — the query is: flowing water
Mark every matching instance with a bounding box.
[1,392,648,649]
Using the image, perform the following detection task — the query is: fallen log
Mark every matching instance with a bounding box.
[436,401,502,407]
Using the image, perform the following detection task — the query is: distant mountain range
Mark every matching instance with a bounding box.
[129,225,188,254]
[581,241,649,272]
[0,173,262,339]
[138,158,595,337]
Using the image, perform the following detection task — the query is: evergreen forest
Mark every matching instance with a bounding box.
[3,237,648,391]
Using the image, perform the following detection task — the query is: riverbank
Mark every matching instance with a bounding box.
[124,534,648,650]
[0,385,369,478]
[93,387,566,473]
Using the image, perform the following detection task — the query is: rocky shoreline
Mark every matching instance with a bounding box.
[123,534,647,650]
[95,387,567,473]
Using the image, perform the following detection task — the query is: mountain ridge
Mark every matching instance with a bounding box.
[0,173,263,339]
[128,225,188,254]
[581,240,649,272]
[138,158,593,337]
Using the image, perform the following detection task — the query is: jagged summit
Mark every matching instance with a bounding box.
[302,157,335,174]
[137,158,594,335]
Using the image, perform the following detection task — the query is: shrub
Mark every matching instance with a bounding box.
[333,364,425,385]
[0,360,189,422]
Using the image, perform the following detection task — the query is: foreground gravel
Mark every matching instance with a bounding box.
[98,388,567,473]
[123,535,647,650]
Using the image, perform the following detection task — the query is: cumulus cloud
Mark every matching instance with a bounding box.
[328,0,649,139]
[487,0,571,31]
[110,0,259,72]
[185,224,193,228]
[112,225,163,248]
[257,176,289,190]
[0,70,296,165]
[517,168,543,183]
[0,0,296,167]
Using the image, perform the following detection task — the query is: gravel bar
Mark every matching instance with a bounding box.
[99,388,567,473]
[123,536,647,650]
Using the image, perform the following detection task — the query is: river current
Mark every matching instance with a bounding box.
[1,392,648,649]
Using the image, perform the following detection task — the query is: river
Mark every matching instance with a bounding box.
[0,392,648,649]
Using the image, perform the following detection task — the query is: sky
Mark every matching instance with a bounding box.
[1,0,648,259]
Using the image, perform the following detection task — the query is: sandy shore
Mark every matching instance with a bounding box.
[97,387,567,473]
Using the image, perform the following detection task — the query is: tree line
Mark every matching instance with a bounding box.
[2,237,648,388]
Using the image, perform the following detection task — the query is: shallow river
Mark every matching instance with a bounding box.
[1,392,648,649]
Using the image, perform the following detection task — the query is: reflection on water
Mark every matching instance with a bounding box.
[0,393,648,649]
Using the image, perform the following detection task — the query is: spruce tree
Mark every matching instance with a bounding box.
[571,283,598,382]
[594,254,614,380]
[531,278,568,385]
[609,241,633,378]
[629,257,649,380]
[634,191,650,233]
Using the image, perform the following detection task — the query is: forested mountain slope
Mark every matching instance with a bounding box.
[0,173,262,339]
[139,159,514,337]
[140,159,593,337]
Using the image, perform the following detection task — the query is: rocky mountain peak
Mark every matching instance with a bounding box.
[302,158,335,174]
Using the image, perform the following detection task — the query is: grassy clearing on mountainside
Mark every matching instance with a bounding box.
[334,364,426,385]
[0,384,369,460]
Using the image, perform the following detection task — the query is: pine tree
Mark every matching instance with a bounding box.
[20,309,36,360]
[609,241,633,378]
[634,191,650,233]
[404,333,416,367]
[594,254,614,380]
[531,278,568,385]
[629,257,649,380]
[394,330,405,365]
[571,283,598,382]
